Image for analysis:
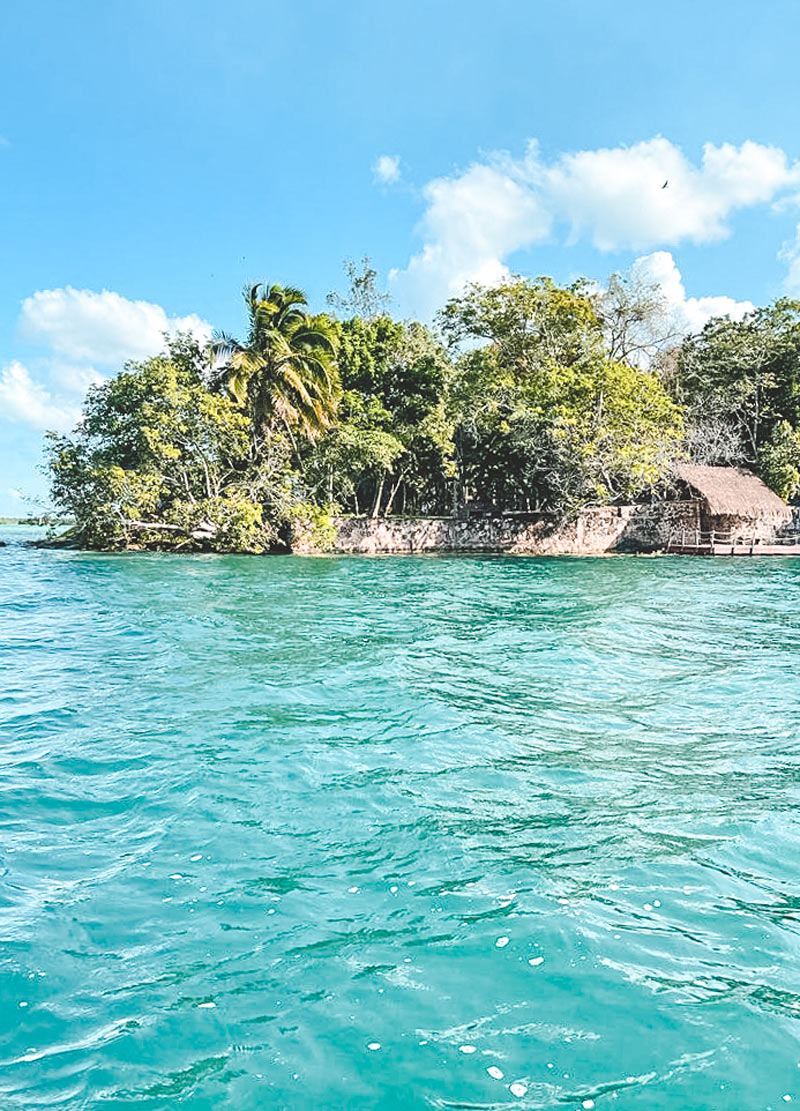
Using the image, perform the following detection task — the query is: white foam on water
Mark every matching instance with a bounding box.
[487,1066,504,1080]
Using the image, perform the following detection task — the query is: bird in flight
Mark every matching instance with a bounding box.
[662,180,669,189]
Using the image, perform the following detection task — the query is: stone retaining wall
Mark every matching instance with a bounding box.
[293,501,702,555]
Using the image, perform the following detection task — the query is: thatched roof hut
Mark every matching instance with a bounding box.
[673,463,790,523]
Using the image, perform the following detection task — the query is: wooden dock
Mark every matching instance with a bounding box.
[666,529,800,556]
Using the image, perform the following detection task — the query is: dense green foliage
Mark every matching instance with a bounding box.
[304,315,454,516]
[47,335,287,551]
[210,283,340,441]
[672,299,800,499]
[441,279,683,511]
[45,270,800,551]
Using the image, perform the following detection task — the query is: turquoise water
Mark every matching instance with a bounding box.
[3,528,800,1110]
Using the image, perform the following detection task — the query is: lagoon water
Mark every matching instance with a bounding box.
[3,527,800,1109]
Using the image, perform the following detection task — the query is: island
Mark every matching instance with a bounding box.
[42,271,800,555]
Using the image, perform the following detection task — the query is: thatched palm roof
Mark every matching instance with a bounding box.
[673,463,788,517]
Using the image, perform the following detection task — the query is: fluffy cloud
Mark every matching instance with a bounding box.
[550,138,796,250]
[631,251,754,334]
[0,362,81,432]
[391,159,551,314]
[19,287,212,367]
[1,287,212,432]
[390,137,800,316]
[373,154,402,185]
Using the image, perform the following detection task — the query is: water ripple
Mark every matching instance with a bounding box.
[2,531,800,1108]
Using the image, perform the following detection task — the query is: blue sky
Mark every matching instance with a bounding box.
[4,0,800,513]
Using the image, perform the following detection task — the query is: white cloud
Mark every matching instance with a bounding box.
[47,361,105,395]
[0,362,81,432]
[631,251,754,334]
[390,137,800,316]
[390,157,551,316]
[1,287,212,434]
[373,154,402,185]
[19,287,212,367]
[550,138,795,250]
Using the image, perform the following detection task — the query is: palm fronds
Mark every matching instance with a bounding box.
[212,283,340,441]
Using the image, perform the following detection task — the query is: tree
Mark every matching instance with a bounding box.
[211,283,340,442]
[46,336,285,551]
[326,257,391,319]
[673,299,800,497]
[302,392,404,514]
[303,313,454,516]
[596,268,681,367]
[758,420,800,501]
[441,277,683,512]
[440,275,604,372]
[675,300,800,459]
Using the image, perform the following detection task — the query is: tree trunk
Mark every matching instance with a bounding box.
[371,473,386,518]
[384,470,407,517]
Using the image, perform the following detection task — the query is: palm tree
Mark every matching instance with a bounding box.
[210,283,340,441]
